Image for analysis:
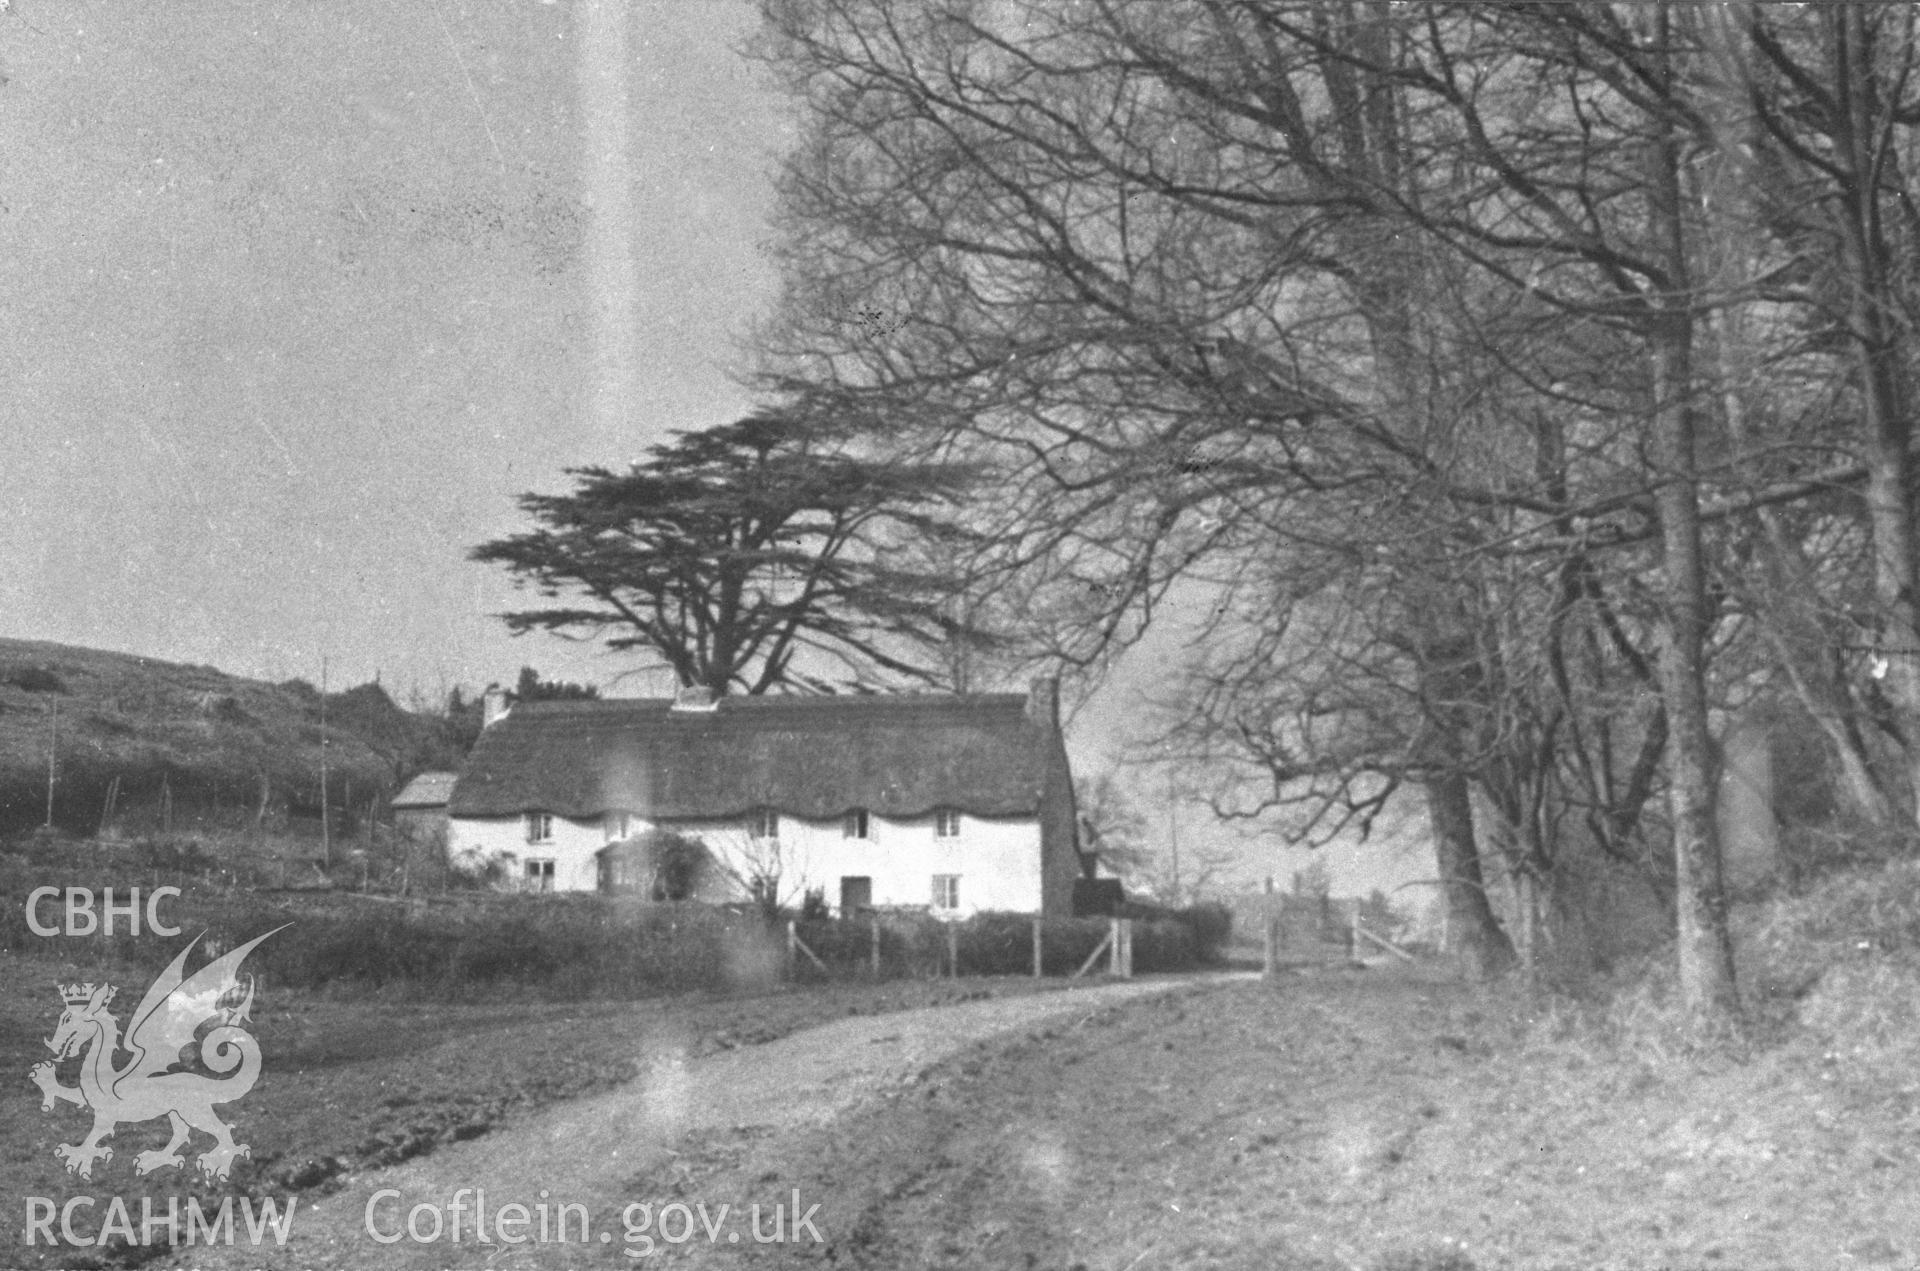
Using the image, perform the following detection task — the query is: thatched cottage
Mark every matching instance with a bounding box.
[444,680,1080,917]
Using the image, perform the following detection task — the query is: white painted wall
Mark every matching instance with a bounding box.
[448,811,623,893]
[690,811,1043,917]
[448,808,1045,915]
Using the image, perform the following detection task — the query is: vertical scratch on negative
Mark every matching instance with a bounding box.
[429,0,507,173]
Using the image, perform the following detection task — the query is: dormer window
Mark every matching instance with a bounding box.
[843,808,871,840]
[605,812,633,843]
[751,808,780,841]
[935,808,961,839]
[525,812,553,844]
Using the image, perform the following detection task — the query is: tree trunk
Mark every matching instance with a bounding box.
[1651,368,1743,1029]
[1706,287,1894,826]
[1650,345,1739,1021]
[1647,2,1739,1022]
[1833,2,1920,824]
[1426,770,1515,981]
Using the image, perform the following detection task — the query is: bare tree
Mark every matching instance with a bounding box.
[754,0,1538,976]
[1728,3,1920,827]
[750,0,1920,1016]
[1076,772,1154,885]
[702,824,817,921]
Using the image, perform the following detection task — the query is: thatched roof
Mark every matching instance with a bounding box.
[391,771,459,809]
[447,693,1051,822]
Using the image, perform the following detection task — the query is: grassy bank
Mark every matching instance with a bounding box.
[0,638,466,839]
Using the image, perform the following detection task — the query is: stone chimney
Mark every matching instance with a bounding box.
[1024,676,1061,732]
[672,684,720,712]
[481,683,512,729]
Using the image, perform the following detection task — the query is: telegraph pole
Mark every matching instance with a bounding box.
[1167,766,1180,905]
[44,698,57,829]
[319,656,331,868]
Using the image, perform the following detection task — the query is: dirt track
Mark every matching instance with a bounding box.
[168,974,1233,1269]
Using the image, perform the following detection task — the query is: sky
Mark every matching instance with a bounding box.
[2,0,783,700]
[0,0,1433,905]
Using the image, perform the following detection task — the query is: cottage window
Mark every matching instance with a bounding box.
[931,874,960,911]
[752,808,780,840]
[525,859,556,892]
[600,856,633,891]
[605,811,633,842]
[935,808,961,839]
[525,812,554,844]
[843,808,871,840]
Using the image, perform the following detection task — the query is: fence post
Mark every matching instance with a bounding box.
[1348,906,1360,963]
[1032,917,1043,979]
[787,920,799,978]
[1123,919,1134,978]
[1108,918,1121,977]
[947,921,959,980]
[870,917,881,979]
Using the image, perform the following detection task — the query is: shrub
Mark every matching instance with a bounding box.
[448,848,514,889]
[1740,855,1920,1005]
[5,665,67,693]
[1118,900,1233,963]
[956,911,1043,974]
[132,836,217,876]
[1,873,784,1000]
[242,897,775,998]
[1777,818,1920,885]
[627,829,710,902]
[1522,856,1920,1066]
[1175,902,1234,961]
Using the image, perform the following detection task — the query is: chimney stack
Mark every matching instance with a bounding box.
[481,683,512,729]
[672,684,720,712]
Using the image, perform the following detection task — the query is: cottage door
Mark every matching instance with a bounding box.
[839,876,872,916]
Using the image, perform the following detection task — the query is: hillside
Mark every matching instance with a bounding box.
[0,638,473,839]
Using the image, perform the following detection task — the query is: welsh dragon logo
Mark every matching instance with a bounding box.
[29,927,285,1182]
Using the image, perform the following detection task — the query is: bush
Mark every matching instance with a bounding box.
[5,665,67,693]
[1777,819,1920,887]
[1740,855,1920,1004]
[639,829,710,902]
[1175,902,1234,961]
[1118,900,1233,963]
[1,856,1225,998]
[1523,855,1920,1066]
[0,872,785,1000]
[133,836,217,876]
[245,897,777,998]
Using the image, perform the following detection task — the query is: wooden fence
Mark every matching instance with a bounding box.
[785,915,1139,981]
